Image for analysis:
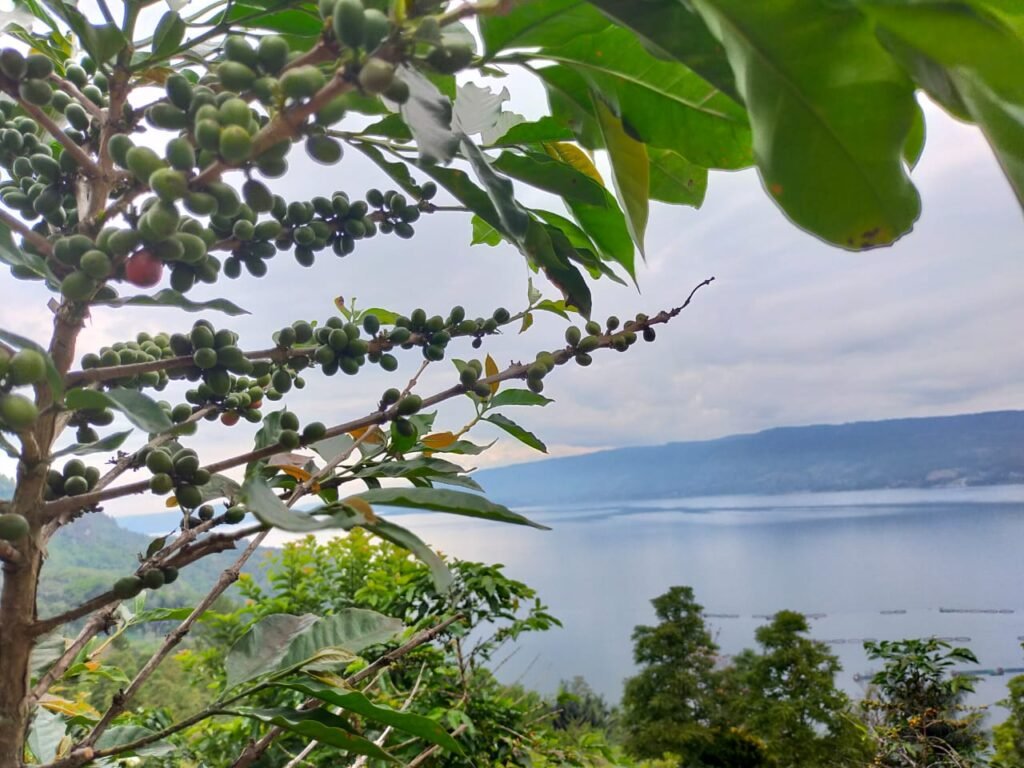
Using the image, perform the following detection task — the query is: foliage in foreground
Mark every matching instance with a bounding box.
[0,0,1022,765]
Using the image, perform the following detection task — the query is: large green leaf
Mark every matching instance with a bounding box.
[276,680,464,753]
[649,148,708,206]
[691,0,921,249]
[486,413,548,453]
[523,219,593,316]
[412,161,508,236]
[584,0,740,102]
[27,707,64,764]
[51,429,133,459]
[225,613,318,690]
[460,138,531,240]
[593,97,649,254]
[225,609,402,689]
[0,222,57,285]
[357,487,549,529]
[480,0,609,55]
[65,388,172,434]
[352,143,423,197]
[92,289,249,315]
[488,389,554,408]
[492,151,607,206]
[362,518,453,592]
[561,187,636,278]
[540,65,604,150]
[490,116,575,146]
[536,26,752,169]
[275,609,404,678]
[0,328,63,398]
[241,474,364,533]
[223,3,322,36]
[398,66,459,165]
[231,708,397,760]
[862,1,1024,207]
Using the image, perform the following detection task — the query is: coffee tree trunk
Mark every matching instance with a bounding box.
[0,312,81,765]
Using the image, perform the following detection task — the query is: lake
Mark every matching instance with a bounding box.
[383,485,1024,711]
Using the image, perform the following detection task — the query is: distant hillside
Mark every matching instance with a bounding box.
[0,475,267,618]
[474,411,1024,507]
[36,512,269,620]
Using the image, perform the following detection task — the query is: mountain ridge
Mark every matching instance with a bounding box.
[472,410,1024,507]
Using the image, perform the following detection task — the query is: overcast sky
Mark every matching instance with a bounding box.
[1,82,1022,484]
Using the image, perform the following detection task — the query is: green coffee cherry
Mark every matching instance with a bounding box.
[358,58,395,94]
[305,134,342,164]
[280,65,325,100]
[396,394,422,416]
[112,576,144,599]
[333,0,366,48]
[0,513,29,541]
[0,393,38,430]
[257,35,289,74]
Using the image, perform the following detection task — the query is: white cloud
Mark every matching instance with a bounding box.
[1,99,1021,487]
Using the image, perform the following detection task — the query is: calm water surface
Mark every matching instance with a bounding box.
[391,485,1024,708]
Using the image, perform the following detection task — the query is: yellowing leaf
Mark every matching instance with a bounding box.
[342,496,379,523]
[84,661,100,672]
[519,311,534,334]
[279,465,320,492]
[334,296,346,312]
[422,432,457,449]
[41,697,99,718]
[485,354,500,394]
[543,142,604,185]
[593,98,649,256]
[165,496,177,508]
[349,425,384,443]
[136,66,174,84]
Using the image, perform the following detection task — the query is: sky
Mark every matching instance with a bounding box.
[1,67,1023,489]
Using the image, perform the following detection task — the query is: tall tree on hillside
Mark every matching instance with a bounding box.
[722,610,868,768]
[620,586,721,758]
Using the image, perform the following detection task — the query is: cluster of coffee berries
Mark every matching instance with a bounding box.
[366,186,434,239]
[457,359,494,398]
[0,49,55,107]
[0,110,79,230]
[142,445,210,510]
[67,406,116,445]
[0,53,112,244]
[181,501,247,529]
[80,332,176,390]
[217,186,436,276]
[43,459,101,501]
[525,352,557,394]
[379,389,423,437]
[112,565,179,599]
[275,409,327,450]
[309,316,373,376]
[0,347,45,433]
